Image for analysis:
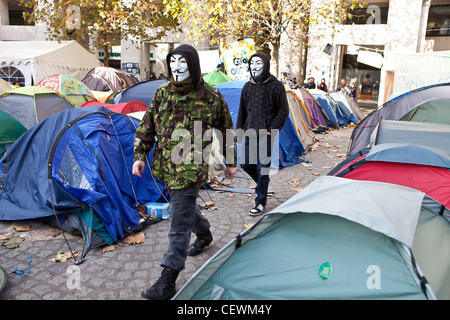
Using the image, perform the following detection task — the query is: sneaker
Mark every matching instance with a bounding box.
[249,203,265,216]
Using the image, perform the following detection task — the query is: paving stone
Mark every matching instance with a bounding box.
[0,127,354,300]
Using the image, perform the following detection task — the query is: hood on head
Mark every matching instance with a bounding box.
[166,44,202,90]
[249,52,271,83]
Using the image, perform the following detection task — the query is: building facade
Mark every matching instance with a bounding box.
[304,0,450,105]
[1,0,449,101]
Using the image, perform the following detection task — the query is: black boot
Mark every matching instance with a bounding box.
[141,267,180,300]
[187,230,213,256]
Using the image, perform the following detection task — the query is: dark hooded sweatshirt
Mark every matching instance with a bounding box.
[236,52,289,133]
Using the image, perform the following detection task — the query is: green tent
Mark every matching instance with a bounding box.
[399,98,450,124]
[175,176,440,300]
[203,70,233,86]
[0,109,26,158]
[0,86,76,130]
[0,266,7,294]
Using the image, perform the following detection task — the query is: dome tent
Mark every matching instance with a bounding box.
[175,176,436,300]
[82,66,139,92]
[348,83,450,156]
[0,109,27,159]
[0,105,168,260]
[0,86,76,129]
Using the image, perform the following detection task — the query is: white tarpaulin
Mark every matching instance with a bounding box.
[0,41,102,86]
[357,50,384,69]
[198,50,220,74]
[393,51,450,94]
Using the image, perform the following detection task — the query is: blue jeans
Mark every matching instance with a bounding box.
[240,134,272,206]
[160,187,210,271]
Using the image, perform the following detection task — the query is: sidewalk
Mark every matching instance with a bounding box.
[0,127,354,300]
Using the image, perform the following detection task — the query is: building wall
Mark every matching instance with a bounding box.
[2,0,448,88]
[305,0,450,104]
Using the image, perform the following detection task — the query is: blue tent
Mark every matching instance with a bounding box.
[112,79,168,106]
[0,105,168,259]
[216,81,309,169]
[308,89,351,127]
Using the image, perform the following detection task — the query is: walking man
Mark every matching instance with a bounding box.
[133,44,236,300]
[236,52,289,216]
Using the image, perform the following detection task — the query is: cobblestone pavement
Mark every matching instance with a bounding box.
[0,126,354,300]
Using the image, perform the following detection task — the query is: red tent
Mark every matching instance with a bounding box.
[341,161,450,208]
[80,101,147,114]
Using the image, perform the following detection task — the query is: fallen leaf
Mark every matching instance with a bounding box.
[312,172,321,176]
[46,228,61,237]
[229,193,235,198]
[320,142,332,148]
[198,201,215,208]
[2,236,24,249]
[102,245,116,253]
[243,223,253,229]
[222,180,233,185]
[0,234,12,240]
[246,194,253,197]
[49,251,79,262]
[300,162,311,167]
[293,187,303,193]
[250,185,256,189]
[13,225,31,232]
[289,179,300,186]
[136,204,146,214]
[122,232,145,245]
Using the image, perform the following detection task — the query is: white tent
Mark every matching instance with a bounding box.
[0,41,102,86]
[0,79,12,94]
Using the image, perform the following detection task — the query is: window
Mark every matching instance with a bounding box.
[0,66,25,87]
[426,5,450,36]
[8,0,34,26]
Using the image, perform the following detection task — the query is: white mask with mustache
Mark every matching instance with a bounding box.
[170,54,190,82]
[250,56,264,79]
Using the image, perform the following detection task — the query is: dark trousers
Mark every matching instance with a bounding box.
[240,134,272,206]
[160,187,210,271]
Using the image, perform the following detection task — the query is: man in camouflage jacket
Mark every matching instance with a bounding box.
[133,44,236,300]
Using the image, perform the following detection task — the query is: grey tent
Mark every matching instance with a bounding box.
[82,67,138,92]
[175,176,440,300]
[348,83,450,156]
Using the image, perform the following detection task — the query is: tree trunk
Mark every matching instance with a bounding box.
[102,44,111,67]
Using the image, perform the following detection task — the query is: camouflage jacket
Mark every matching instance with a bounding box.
[134,81,236,190]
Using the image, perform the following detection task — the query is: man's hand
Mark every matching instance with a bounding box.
[132,160,145,178]
[225,166,236,179]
